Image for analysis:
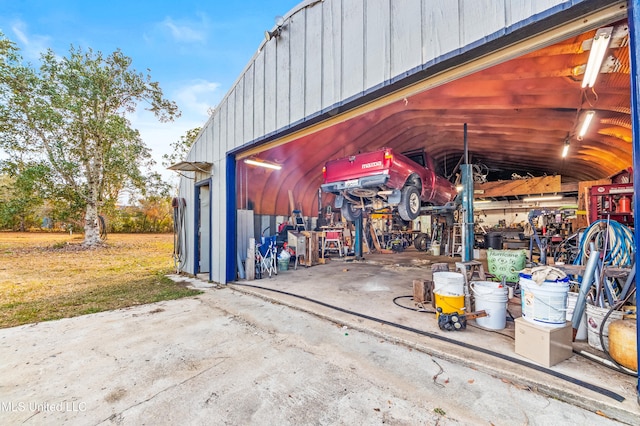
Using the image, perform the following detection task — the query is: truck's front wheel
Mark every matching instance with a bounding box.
[341,201,362,222]
[398,185,420,221]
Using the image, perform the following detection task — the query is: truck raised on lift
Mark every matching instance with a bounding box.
[321,147,457,221]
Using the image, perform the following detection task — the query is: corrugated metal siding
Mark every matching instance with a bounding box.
[460,1,507,46]
[423,1,461,63]
[305,4,323,116]
[365,0,391,90]
[179,0,592,283]
[212,160,225,281]
[322,0,342,108]
[263,40,278,135]
[290,9,307,124]
[243,65,255,141]
[391,0,423,81]
[342,0,365,100]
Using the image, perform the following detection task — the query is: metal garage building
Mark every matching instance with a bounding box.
[170,0,640,404]
[173,0,638,286]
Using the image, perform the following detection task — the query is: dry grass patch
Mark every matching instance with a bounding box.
[0,232,201,328]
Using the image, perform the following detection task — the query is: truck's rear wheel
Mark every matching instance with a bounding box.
[398,185,421,221]
[341,201,362,222]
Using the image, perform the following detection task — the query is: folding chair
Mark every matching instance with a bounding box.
[257,235,278,278]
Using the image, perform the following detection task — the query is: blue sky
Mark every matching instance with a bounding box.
[0,0,302,181]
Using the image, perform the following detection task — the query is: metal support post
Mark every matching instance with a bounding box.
[355,216,363,259]
[461,164,474,261]
[461,123,474,261]
[627,0,640,404]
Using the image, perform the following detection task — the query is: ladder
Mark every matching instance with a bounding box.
[292,210,306,231]
[449,224,462,256]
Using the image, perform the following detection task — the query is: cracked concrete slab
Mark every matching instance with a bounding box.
[0,270,633,425]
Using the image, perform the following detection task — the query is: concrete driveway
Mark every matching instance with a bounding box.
[0,253,637,425]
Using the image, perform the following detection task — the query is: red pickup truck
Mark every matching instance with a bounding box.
[321,148,457,221]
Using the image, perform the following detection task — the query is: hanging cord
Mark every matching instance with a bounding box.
[597,289,637,377]
[573,219,635,267]
[172,197,187,273]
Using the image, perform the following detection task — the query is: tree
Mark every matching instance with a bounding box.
[162,127,201,169]
[0,162,49,231]
[0,33,180,245]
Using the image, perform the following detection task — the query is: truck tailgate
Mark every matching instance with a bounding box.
[324,150,387,183]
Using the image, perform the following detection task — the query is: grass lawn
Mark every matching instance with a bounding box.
[0,232,202,328]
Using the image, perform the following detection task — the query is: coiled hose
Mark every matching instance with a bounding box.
[573,219,635,267]
[172,197,187,273]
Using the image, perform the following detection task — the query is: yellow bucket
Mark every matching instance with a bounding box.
[434,292,465,318]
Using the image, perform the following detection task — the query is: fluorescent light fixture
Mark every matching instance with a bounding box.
[577,110,595,140]
[244,159,282,170]
[561,139,570,158]
[473,199,491,204]
[581,27,613,88]
[456,185,464,192]
[522,195,563,202]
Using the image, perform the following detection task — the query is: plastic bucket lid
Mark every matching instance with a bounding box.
[471,281,506,295]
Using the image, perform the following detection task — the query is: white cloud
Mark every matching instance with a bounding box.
[129,106,207,182]
[160,15,207,43]
[132,79,220,181]
[10,20,51,60]
[174,79,221,118]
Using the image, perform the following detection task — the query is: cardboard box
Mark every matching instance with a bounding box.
[514,318,573,367]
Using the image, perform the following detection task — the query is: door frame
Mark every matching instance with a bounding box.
[194,178,212,280]
[225,154,237,283]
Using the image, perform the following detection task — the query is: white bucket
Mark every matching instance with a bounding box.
[585,304,624,352]
[519,273,570,328]
[471,281,508,330]
[433,271,464,295]
[431,242,441,256]
[566,292,587,340]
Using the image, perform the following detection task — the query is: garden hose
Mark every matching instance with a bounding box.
[172,197,187,273]
[598,290,637,377]
[574,219,635,267]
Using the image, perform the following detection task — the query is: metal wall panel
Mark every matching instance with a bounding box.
[235,81,244,146]
[219,101,228,155]
[211,159,225,283]
[423,1,461,64]
[390,0,422,79]
[290,10,307,123]
[227,88,236,150]
[236,209,255,270]
[460,0,507,46]
[365,0,391,89]
[342,0,365,99]
[305,3,323,115]
[322,0,342,108]
[276,28,291,130]
[243,67,255,142]
[213,114,221,164]
[253,51,265,138]
[203,125,212,164]
[263,41,277,135]
[506,1,569,25]
[177,172,195,275]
